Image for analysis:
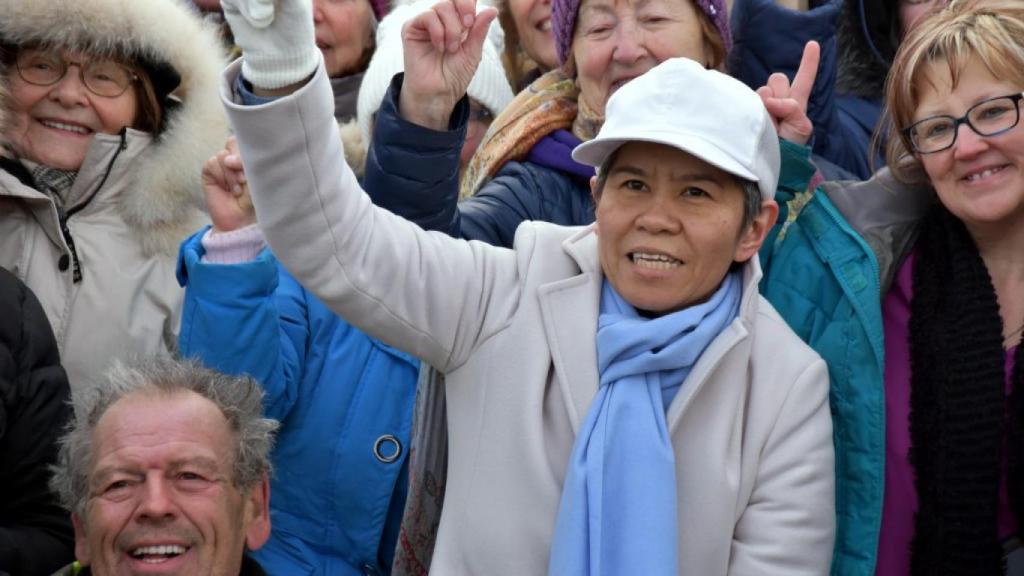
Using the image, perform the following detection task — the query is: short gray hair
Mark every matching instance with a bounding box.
[50,357,278,517]
[737,179,763,231]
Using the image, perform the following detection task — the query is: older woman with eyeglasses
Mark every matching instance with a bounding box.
[0,0,226,391]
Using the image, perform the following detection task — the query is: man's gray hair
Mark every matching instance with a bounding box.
[50,357,278,517]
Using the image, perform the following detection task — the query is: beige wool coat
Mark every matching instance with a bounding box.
[0,0,227,389]
[226,61,836,576]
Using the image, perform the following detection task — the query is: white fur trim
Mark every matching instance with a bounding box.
[0,0,229,256]
[338,119,368,180]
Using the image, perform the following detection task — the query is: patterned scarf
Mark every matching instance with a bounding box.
[459,67,603,198]
[26,161,78,211]
[908,203,1024,575]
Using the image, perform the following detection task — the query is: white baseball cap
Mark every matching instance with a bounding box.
[572,57,780,201]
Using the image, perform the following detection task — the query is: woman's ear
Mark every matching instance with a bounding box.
[733,199,779,263]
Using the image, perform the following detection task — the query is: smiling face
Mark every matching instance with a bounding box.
[313,0,376,78]
[509,0,559,71]
[912,58,1024,233]
[593,141,775,314]
[7,48,139,171]
[72,390,269,576]
[571,0,709,116]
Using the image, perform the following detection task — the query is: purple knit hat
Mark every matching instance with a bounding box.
[551,0,731,66]
[369,0,390,21]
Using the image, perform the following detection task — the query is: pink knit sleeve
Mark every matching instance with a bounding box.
[200,224,267,264]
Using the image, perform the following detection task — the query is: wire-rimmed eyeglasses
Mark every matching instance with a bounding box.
[16,48,138,98]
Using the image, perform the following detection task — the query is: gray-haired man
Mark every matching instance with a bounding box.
[49,359,278,576]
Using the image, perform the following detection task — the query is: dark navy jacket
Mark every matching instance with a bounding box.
[729,0,883,179]
[366,75,595,248]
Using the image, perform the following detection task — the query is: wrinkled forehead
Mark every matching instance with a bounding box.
[91,389,234,465]
[578,0,698,20]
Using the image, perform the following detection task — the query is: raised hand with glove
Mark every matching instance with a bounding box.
[220,0,319,91]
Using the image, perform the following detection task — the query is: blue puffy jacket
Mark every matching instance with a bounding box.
[729,0,884,179]
[365,75,594,248]
[177,231,418,576]
[761,141,886,576]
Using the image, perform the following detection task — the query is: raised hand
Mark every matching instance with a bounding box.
[757,41,819,146]
[203,137,256,233]
[399,0,498,130]
[220,0,318,90]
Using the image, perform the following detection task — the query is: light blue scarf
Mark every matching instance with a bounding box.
[548,272,742,576]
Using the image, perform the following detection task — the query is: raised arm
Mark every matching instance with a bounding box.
[365,82,583,247]
[218,0,521,371]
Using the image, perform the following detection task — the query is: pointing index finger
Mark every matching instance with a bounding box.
[790,40,821,106]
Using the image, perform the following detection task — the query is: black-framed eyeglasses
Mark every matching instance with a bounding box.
[16,48,138,98]
[903,92,1024,154]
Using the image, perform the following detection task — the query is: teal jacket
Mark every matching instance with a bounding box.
[760,141,889,576]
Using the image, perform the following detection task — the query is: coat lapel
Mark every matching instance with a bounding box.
[538,229,602,434]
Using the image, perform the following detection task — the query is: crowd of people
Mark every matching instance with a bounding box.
[1,0,1022,575]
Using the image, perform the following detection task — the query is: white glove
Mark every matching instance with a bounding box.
[221,0,319,89]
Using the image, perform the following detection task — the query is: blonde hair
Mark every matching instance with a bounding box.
[883,0,1024,183]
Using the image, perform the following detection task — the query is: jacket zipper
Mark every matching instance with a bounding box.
[59,130,128,284]
[55,203,83,283]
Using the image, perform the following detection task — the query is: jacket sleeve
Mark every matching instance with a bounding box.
[729,0,877,179]
[458,162,588,248]
[176,230,307,421]
[222,61,523,373]
[365,75,584,248]
[0,271,74,576]
[364,74,469,239]
[728,357,835,575]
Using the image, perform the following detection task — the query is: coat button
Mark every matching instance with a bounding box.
[58,254,70,271]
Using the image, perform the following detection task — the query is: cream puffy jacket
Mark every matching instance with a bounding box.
[0,0,226,389]
[227,61,836,575]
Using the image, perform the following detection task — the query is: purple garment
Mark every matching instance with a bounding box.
[525,129,595,182]
[877,251,1019,576]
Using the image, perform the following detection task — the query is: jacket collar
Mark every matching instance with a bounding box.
[539,225,763,434]
[0,127,207,256]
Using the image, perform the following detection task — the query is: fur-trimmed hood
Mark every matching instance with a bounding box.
[338,119,368,180]
[836,0,898,100]
[0,0,228,255]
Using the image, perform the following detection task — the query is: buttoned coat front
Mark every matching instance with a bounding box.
[224,61,836,576]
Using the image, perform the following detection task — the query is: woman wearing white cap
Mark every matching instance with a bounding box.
[209,1,836,573]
